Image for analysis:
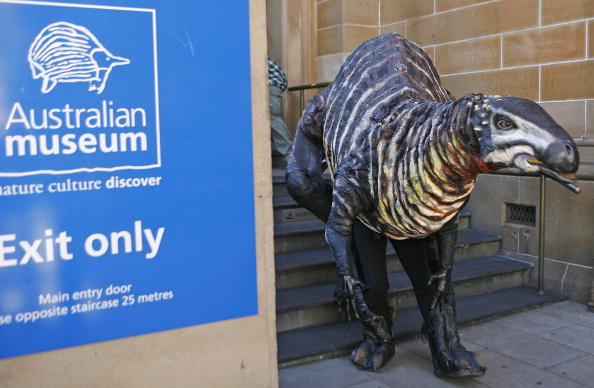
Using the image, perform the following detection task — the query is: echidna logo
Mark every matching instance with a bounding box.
[28,22,130,94]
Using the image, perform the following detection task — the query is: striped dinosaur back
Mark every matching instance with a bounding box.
[322,33,451,173]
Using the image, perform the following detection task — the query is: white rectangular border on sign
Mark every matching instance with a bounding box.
[0,0,161,177]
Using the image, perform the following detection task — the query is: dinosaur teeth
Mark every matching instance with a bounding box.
[474,126,482,132]
[480,112,488,118]
[481,121,488,126]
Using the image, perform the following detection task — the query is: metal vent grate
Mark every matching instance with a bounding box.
[506,203,536,226]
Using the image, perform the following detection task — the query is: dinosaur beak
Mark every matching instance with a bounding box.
[523,139,581,193]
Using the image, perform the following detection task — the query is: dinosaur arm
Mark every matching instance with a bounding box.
[286,91,332,222]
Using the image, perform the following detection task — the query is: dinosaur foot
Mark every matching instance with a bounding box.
[431,343,486,378]
[350,338,395,371]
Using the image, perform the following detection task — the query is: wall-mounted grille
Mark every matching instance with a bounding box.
[506,203,536,226]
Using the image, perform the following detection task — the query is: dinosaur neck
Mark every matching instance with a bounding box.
[430,95,490,181]
[394,95,494,178]
[367,97,487,239]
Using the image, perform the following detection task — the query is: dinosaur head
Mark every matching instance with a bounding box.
[471,96,580,192]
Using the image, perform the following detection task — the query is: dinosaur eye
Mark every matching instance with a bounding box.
[495,115,514,130]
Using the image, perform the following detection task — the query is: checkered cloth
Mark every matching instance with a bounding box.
[268,57,288,91]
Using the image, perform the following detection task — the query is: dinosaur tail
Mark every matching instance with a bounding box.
[286,91,332,223]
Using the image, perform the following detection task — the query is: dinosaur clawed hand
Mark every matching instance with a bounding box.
[334,275,360,321]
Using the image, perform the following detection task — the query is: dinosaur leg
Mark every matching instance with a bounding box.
[392,219,486,378]
[350,220,395,371]
[325,173,393,350]
[428,219,486,377]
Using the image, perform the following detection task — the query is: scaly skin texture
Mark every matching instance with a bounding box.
[286,33,579,376]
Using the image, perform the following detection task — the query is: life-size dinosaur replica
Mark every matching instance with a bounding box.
[286,33,580,377]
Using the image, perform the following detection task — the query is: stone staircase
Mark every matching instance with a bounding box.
[272,169,566,368]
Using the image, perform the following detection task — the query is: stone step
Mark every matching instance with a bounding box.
[275,221,500,263]
[275,227,499,290]
[276,256,530,332]
[273,172,289,197]
[277,285,567,368]
[273,196,318,223]
[273,195,472,230]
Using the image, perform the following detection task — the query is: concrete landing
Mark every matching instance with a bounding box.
[279,301,594,388]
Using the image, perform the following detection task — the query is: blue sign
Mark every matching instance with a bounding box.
[0,0,257,358]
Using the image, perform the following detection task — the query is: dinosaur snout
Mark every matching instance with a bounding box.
[541,140,579,173]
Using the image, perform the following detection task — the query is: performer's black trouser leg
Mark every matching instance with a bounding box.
[390,237,435,320]
[352,221,435,321]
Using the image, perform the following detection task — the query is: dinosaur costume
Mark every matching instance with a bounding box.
[286,33,579,376]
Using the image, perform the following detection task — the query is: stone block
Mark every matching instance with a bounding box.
[407,0,537,46]
[318,26,343,56]
[279,357,376,388]
[379,21,405,36]
[318,0,341,29]
[542,0,594,25]
[435,0,490,13]
[317,53,347,82]
[539,100,586,138]
[380,0,433,25]
[494,309,573,335]
[472,349,587,388]
[503,22,586,67]
[460,321,587,368]
[539,324,594,354]
[435,36,500,75]
[343,0,379,26]
[501,0,539,32]
[541,60,594,101]
[442,67,539,100]
[589,20,594,59]
[587,100,594,136]
[547,355,594,388]
[343,25,379,51]
[535,301,594,329]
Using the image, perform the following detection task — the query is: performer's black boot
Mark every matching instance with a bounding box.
[351,318,395,371]
[422,224,486,378]
[422,280,486,377]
